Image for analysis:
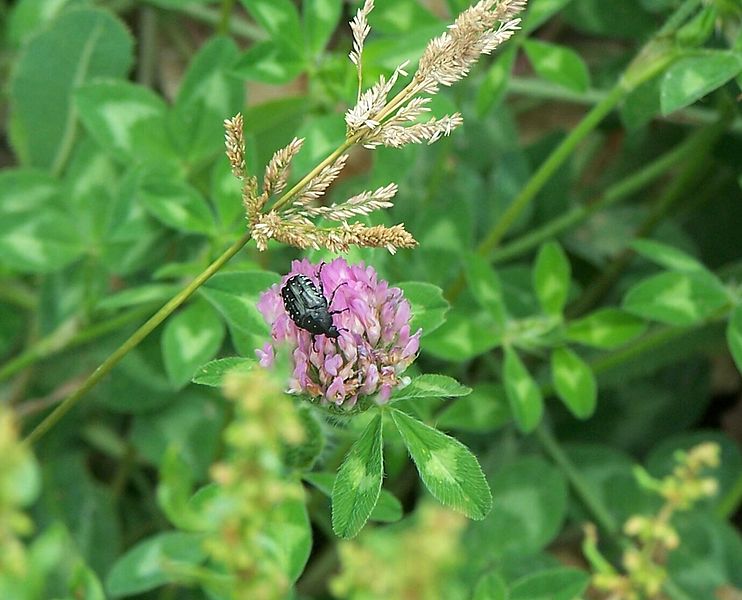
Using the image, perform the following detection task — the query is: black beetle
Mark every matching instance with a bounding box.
[280,263,347,347]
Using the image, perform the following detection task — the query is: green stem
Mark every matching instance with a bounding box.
[217,0,236,36]
[716,471,742,519]
[270,140,355,213]
[136,6,158,87]
[478,82,628,259]
[535,424,619,536]
[506,77,742,134]
[0,280,36,311]
[23,232,252,446]
[443,1,688,302]
[657,0,703,35]
[490,132,704,265]
[178,2,266,41]
[0,304,155,383]
[568,112,727,316]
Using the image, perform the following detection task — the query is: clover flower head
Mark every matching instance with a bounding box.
[256,258,421,409]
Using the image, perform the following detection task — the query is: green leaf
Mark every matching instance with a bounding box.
[199,271,280,336]
[332,414,384,538]
[631,238,705,272]
[424,312,502,361]
[473,572,508,600]
[305,472,402,524]
[523,39,590,92]
[661,50,742,114]
[390,374,471,403]
[303,0,343,58]
[211,158,245,230]
[476,47,517,116]
[96,284,179,311]
[192,357,257,387]
[465,254,508,328]
[623,271,729,326]
[551,346,597,419]
[390,408,492,520]
[566,308,647,349]
[130,393,226,478]
[8,8,134,169]
[171,36,243,164]
[727,304,742,374]
[156,447,208,531]
[137,170,216,235]
[397,281,449,336]
[510,567,589,600]
[69,563,106,600]
[284,405,324,471]
[162,300,225,388]
[0,169,83,273]
[533,241,571,316]
[272,495,313,582]
[233,41,306,84]
[437,383,511,433]
[503,346,543,433]
[240,0,303,55]
[522,0,574,32]
[75,80,177,166]
[105,532,206,597]
[667,512,742,598]
[291,114,347,175]
[468,457,568,558]
[368,490,403,523]
[6,0,80,47]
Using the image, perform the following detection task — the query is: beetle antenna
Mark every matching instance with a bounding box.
[328,281,348,308]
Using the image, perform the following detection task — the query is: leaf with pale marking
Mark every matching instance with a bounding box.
[551,347,597,419]
[533,241,571,316]
[566,308,646,349]
[391,408,492,520]
[503,346,543,433]
[332,414,384,538]
[623,271,729,326]
[192,357,256,387]
[162,300,225,388]
[390,374,471,403]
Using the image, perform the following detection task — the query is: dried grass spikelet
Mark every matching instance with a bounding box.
[345,0,526,147]
[224,114,245,179]
[223,0,526,256]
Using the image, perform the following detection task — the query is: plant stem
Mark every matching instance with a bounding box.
[443,0,693,303]
[479,82,628,259]
[0,280,36,310]
[178,2,266,41]
[716,471,742,519]
[136,6,158,87]
[567,112,728,317]
[535,424,619,536]
[23,232,252,446]
[218,0,236,36]
[506,77,742,134]
[490,132,704,265]
[270,141,355,213]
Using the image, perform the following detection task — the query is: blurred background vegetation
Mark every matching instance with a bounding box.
[0,0,741,598]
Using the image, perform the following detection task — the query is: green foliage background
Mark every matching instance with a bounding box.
[0,0,741,598]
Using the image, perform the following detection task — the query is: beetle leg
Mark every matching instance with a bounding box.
[328,281,348,308]
[316,261,327,293]
[330,308,349,316]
